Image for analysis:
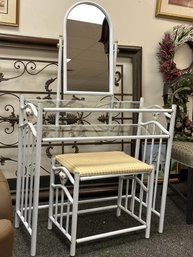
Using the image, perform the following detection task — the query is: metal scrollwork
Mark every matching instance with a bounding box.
[0,55,124,169]
[25,61,57,76]
[0,156,17,166]
[0,97,19,135]
[46,143,53,158]
[3,104,19,134]
[0,72,9,82]
[43,77,57,99]
[0,59,57,84]
[115,70,122,87]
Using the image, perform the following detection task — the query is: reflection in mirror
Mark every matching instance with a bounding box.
[63,2,113,95]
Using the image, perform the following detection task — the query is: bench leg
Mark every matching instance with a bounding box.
[186,167,193,224]
[70,173,80,257]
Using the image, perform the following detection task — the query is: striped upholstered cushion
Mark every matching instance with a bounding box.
[55,151,152,177]
[172,141,193,168]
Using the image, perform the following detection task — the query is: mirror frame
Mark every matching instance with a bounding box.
[61,1,114,96]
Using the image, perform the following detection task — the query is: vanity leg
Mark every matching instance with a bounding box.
[70,174,80,257]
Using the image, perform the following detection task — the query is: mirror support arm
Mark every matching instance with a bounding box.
[55,35,63,125]
[113,42,118,88]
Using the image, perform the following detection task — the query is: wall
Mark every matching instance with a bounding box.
[0,0,192,106]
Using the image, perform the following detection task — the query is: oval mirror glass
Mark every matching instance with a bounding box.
[62,2,113,95]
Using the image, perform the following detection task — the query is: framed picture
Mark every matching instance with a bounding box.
[0,0,19,26]
[155,0,193,22]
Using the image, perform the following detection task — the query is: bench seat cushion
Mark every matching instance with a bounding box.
[172,141,193,168]
[55,151,152,177]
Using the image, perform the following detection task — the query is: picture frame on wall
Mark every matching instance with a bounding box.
[155,0,193,22]
[0,0,19,26]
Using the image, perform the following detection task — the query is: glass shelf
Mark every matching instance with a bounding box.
[25,98,141,110]
[41,123,167,142]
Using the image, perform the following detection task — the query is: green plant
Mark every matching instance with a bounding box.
[165,74,193,141]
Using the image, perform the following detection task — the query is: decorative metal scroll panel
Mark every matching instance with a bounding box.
[0,35,142,182]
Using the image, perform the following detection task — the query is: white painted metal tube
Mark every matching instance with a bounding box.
[43,134,169,143]
[65,201,70,234]
[119,205,146,225]
[158,104,177,233]
[19,122,37,137]
[56,205,117,218]
[27,195,122,211]
[116,177,123,217]
[145,169,154,238]
[56,36,63,102]
[51,184,73,203]
[22,102,38,117]
[70,173,80,257]
[76,225,147,244]
[43,107,173,113]
[80,174,135,181]
[49,216,71,241]
[30,103,43,257]
[16,210,32,235]
[15,95,25,228]
[52,165,75,185]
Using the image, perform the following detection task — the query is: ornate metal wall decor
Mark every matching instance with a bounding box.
[0,33,142,191]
